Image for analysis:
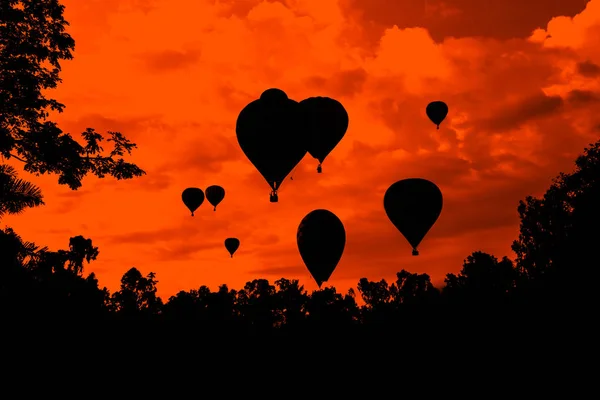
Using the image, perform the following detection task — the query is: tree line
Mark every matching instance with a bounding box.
[2,138,598,333]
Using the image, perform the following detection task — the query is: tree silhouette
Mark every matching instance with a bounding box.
[512,142,600,307]
[391,269,440,307]
[0,164,44,219]
[0,228,109,322]
[236,279,280,332]
[444,252,516,305]
[274,278,308,329]
[1,0,144,201]
[110,267,163,318]
[1,0,144,327]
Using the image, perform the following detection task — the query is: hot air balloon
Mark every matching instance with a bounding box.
[205,185,225,211]
[181,187,204,216]
[236,88,307,202]
[299,96,349,173]
[426,101,448,129]
[297,209,346,288]
[224,238,240,258]
[383,178,443,255]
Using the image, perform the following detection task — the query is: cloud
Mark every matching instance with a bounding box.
[159,125,242,176]
[566,89,600,104]
[576,60,600,76]
[303,68,369,98]
[469,92,564,133]
[339,0,591,45]
[57,113,172,142]
[153,240,224,261]
[249,264,308,277]
[137,49,202,73]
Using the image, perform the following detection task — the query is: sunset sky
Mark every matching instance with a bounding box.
[4,0,600,299]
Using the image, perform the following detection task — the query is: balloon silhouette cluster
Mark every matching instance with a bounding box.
[181,185,238,257]
[182,88,449,287]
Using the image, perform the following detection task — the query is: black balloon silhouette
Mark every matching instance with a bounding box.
[224,238,240,258]
[205,185,225,211]
[383,178,443,255]
[426,101,449,129]
[181,187,205,216]
[297,209,346,288]
[236,88,306,202]
[299,96,348,173]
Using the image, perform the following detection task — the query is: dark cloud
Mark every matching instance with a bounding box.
[138,49,202,73]
[48,188,93,214]
[212,0,273,18]
[249,265,308,277]
[101,207,256,262]
[253,233,281,246]
[468,92,564,133]
[339,0,590,45]
[160,129,242,175]
[566,89,600,104]
[576,60,600,77]
[153,240,223,261]
[303,68,369,98]
[129,169,172,191]
[96,166,173,192]
[106,226,185,244]
[54,188,94,199]
[59,113,172,142]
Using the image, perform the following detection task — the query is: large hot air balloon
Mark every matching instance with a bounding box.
[297,209,346,288]
[426,101,448,129]
[181,187,204,216]
[383,178,443,256]
[236,88,307,202]
[299,96,349,173]
[224,238,240,258]
[205,185,225,211]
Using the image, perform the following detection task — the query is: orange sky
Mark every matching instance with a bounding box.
[4,0,600,299]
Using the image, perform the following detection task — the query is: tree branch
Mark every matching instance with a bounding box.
[9,153,26,163]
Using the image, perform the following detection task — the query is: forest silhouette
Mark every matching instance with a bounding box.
[1,1,597,341]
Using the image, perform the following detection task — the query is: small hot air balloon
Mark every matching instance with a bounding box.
[205,185,225,211]
[224,238,240,258]
[426,101,448,129]
[383,178,443,256]
[297,209,346,288]
[236,88,307,202]
[181,187,204,216]
[299,96,349,173]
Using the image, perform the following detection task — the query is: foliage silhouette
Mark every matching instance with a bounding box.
[0,0,143,328]
[0,164,44,218]
[0,0,144,204]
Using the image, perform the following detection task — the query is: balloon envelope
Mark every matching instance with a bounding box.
[205,185,225,211]
[383,178,443,255]
[236,88,306,201]
[297,209,346,287]
[224,238,240,257]
[426,101,448,129]
[181,187,204,216]
[299,96,348,172]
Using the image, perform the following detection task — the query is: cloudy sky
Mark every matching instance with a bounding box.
[5,0,600,298]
